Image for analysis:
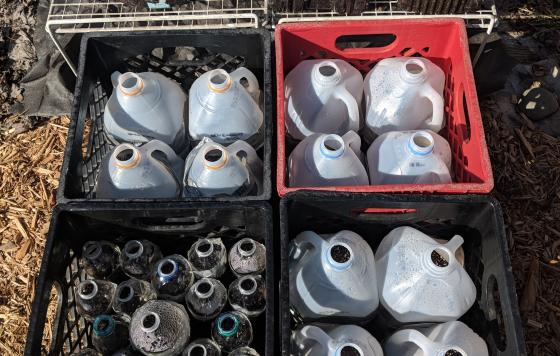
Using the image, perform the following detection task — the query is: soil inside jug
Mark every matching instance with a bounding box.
[445,349,464,356]
[431,248,450,267]
[340,345,361,356]
[330,244,351,264]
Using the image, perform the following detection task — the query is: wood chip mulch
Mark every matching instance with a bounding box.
[0,116,69,355]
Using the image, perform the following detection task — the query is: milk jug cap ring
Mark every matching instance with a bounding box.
[400,58,428,84]
[140,311,161,333]
[78,280,99,300]
[208,69,233,93]
[320,134,345,159]
[217,313,240,337]
[408,131,434,156]
[313,61,343,86]
[113,144,142,169]
[194,278,216,299]
[118,72,145,96]
[124,240,144,259]
[326,242,353,270]
[157,258,179,281]
[203,146,228,170]
[195,239,215,257]
[237,238,257,257]
[116,283,135,303]
[336,343,364,356]
[238,276,258,296]
[93,315,115,337]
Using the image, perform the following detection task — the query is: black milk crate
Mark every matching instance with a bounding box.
[280,192,526,356]
[25,202,274,355]
[58,29,272,203]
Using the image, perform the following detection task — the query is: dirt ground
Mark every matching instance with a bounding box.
[0,1,560,355]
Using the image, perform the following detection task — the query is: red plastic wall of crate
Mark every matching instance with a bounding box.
[275,19,494,197]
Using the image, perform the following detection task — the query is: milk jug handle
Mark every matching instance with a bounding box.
[421,83,444,131]
[297,325,332,349]
[390,329,436,354]
[289,231,323,263]
[334,88,360,133]
[143,140,183,179]
[111,71,122,87]
[228,140,263,176]
[341,131,362,157]
[231,67,260,103]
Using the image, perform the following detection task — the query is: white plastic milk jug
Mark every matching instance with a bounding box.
[285,59,363,140]
[104,71,188,154]
[289,131,369,187]
[189,67,263,147]
[385,321,489,356]
[183,137,262,197]
[376,226,476,323]
[291,324,383,356]
[367,130,452,185]
[289,230,379,319]
[365,57,445,136]
[96,140,184,199]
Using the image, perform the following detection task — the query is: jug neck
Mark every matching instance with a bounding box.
[202,145,229,170]
[216,313,241,337]
[78,280,99,300]
[319,134,346,159]
[207,69,233,93]
[237,238,257,258]
[157,258,180,283]
[325,241,353,271]
[399,59,428,84]
[195,239,215,258]
[335,343,365,356]
[124,240,144,259]
[83,241,103,260]
[113,144,142,169]
[435,346,467,356]
[407,131,434,156]
[194,279,216,299]
[140,311,161,333]
[421,245,459,276]
[118,72,145,96]
[116,282,135,303]
[93,315,115,337]
[312,61,343,87]
[238,275,258,296]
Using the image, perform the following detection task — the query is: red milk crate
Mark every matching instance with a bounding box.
[275,19,493,196]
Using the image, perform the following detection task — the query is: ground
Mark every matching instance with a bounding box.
[1,0,560,355]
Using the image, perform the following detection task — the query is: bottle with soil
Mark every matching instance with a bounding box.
[289,230,379,320]
[151,254,195,302]
[291,324,383,356]
[185,278,227,321]
[229,237,266,276]
[91,315,129,354]
[182,338,221,356]
[129,300,191,356]
[211,311,253,353]
[113,279,158,319]
[75,279,117,321]
[284,59,363,140]
[228,274,266,317]
[367,130,452,185]
[121,239,163,280]
[384,321,489,356]
[229,346,260,356]
[104,71,188,154]
[187,237,227,278]
[288,131,368,187]
[80,240,121,279]
[376,226,476,323]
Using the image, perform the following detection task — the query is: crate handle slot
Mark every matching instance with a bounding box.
[335,34,397,51]
[351,207,418,221]
[133,216,207,232]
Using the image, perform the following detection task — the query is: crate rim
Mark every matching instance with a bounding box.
[274,18,495,197]
[57,28,273,205]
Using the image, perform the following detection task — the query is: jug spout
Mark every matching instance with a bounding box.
[399,58,429,84]
[115,72,145,96]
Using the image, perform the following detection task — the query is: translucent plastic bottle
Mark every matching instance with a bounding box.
[91,315,129,354]
[376,226,476,323]
[189,67,263,147]
[229,238,266,276]
[187,238,227,279]
[183,138,263,197]
[104,71,188,154]
[365,57,445,136]
[130,300,191,356]
[76,279,116,321]
[289,230,379,320]
[113,279,158,319]
[80,240,121,279]
[288,131,369,188]
[211,311,253,353]
[121,240,163,281]
[384,321,489,356]
[185,278,227,321]
[228,274,266,317]
[96,140,184,199]
[284,59,363,140]
[182,338,221,356]
[367,130,452,185]
[151,254,195,302]
[229,346,260,356]
[291,324,383,356]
